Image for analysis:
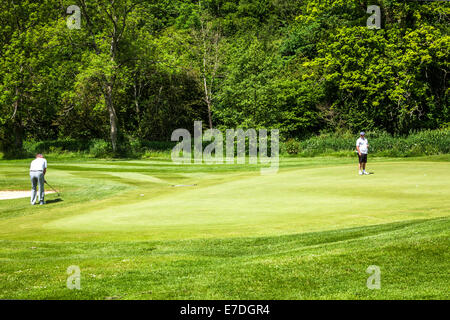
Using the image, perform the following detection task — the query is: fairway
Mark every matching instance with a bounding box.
[0,156,449,299]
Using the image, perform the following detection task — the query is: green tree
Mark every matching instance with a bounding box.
[73,0,141,152]
[0,0,65,150]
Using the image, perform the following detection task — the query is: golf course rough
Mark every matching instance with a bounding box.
[0,156,448,299]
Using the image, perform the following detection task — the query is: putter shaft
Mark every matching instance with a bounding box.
[45,181,60,196]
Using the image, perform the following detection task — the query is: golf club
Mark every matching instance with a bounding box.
[44,180,61,197]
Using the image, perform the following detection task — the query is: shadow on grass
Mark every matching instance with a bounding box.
[46,198,63,204]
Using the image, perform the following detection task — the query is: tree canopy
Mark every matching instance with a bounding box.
[0,0,448,152]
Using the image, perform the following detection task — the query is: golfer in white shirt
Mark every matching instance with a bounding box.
[30,154,47,205]
[356,132,369,175]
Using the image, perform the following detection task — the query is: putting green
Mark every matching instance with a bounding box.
[1,158,447,241]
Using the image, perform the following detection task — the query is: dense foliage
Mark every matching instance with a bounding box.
[0,0,448,154]
[4,128,448,160]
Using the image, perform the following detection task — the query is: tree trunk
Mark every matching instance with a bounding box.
[13,120,23,150]
[12,86,23,150]
[199,3,220,130]
[105,83,118,153]
[203,75,213,129]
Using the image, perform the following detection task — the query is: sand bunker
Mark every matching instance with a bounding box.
[0,191,55,200]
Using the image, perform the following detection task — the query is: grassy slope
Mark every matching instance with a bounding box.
[0,156,448,299]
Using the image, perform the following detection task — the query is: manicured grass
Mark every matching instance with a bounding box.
[0,156,448,299]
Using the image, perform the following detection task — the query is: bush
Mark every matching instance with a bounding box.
[280,128,450,157]
[116,136,176,158]
[4,128,449,159]
[281,139,301,155]
[1,147,33,159]
[89,139,112,158]
[23,138,90,155]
